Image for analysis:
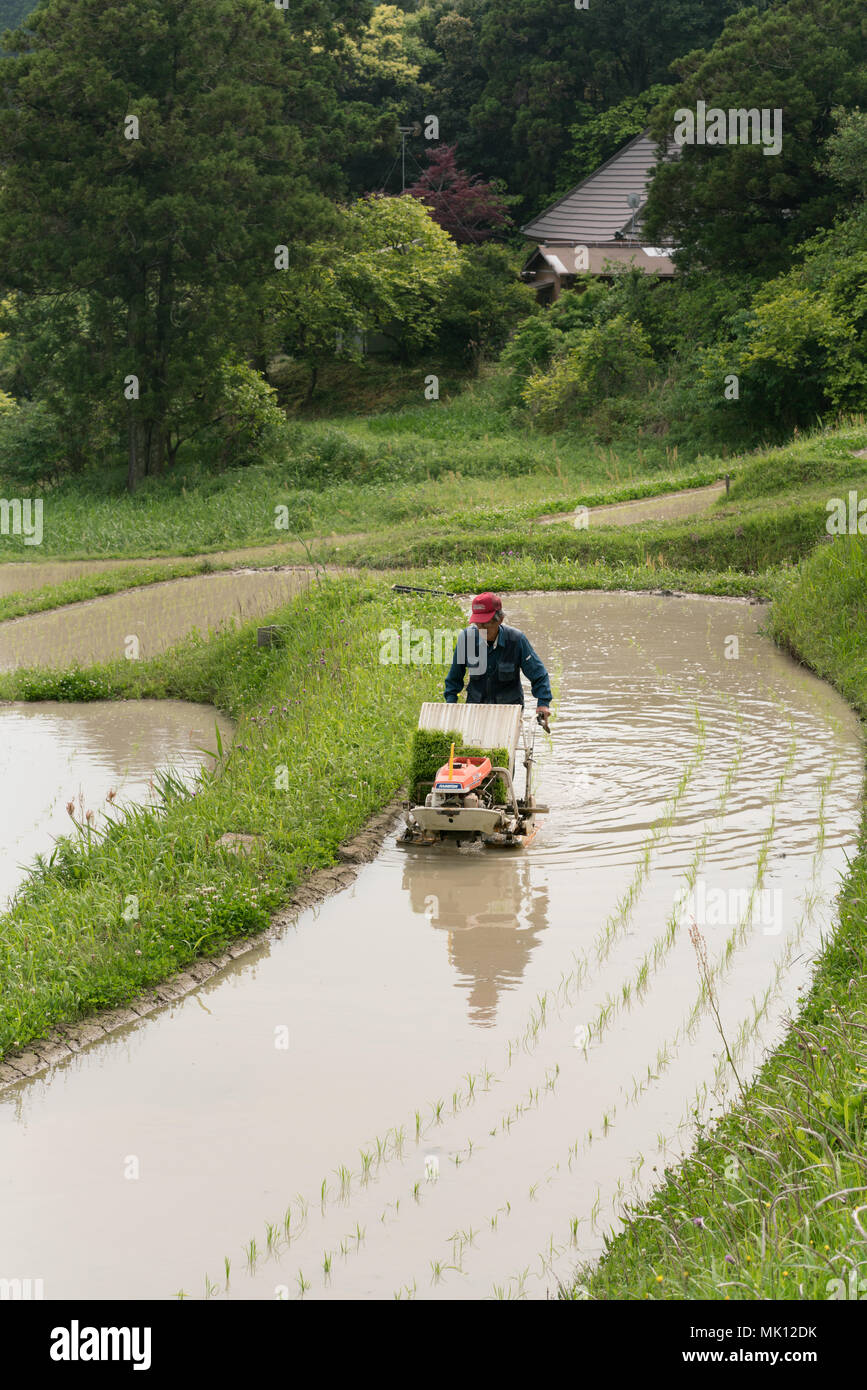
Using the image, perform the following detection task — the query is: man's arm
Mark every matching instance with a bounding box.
[518,634,552,707]
[444,636,467,703]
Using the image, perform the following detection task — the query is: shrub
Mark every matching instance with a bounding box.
[0,398,63,486]
[17,666,114,701]
[522,314,655,425]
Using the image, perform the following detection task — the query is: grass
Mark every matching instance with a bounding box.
[565,535,867,1300]
[319,484,866,574]
[0,576,460,1061]
[0,388,717,561]
[0,420,861,638]
[4,389,861,567]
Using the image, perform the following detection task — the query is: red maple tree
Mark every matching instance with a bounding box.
[405,145,511,244]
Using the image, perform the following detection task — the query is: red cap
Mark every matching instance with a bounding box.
[469,592,501,624]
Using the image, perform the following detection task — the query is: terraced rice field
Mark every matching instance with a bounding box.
[0,588,861,1298]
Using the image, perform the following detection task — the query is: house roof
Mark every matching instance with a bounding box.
[521,131,675,245]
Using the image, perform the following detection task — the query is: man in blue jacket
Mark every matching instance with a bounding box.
[444,591,552,730]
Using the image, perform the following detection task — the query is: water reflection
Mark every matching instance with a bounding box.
[402,852,549,1025]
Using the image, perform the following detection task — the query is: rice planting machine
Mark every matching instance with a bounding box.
[397,702,548,850]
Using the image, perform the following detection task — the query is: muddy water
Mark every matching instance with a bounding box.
[0,593,861,1301]
[0,568,313,669]
[538,481,727,528]
[0,701,234,907]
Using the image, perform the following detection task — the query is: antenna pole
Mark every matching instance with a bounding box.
[398,126,415,193]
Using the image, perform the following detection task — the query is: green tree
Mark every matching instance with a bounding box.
[273,194,461,396]
[0,0,370,489]
[822,105,867,196]
[644,0,867,274]
[433,243,535,371]
[338,3,436,195]
[467,0,746,213]
[0,0,35,38]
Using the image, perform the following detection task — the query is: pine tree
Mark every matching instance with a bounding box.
[0,0,370,488]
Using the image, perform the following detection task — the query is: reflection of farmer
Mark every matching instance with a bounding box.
[444,591,552,730]
[402,856,550,1027]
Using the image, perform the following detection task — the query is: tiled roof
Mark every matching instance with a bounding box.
[522,132,674,244]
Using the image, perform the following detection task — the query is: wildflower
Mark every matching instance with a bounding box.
[724,1254,735,1265]
[134,949,142,957]
[692,1217,705,1228]
[656,1275,663,1283]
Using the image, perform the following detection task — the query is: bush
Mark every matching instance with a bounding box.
[499,280,611,404]
[17,665,115,701]
[209,360,289,469]
[522,314,655,425]
[0,398,63,486]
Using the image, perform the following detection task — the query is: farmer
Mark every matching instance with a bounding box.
[444,591,552,730]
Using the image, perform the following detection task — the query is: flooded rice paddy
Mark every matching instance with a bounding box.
[0,567,313,669]
[538,481,727,528]
[0,590,861,1300]
[0,701,234,908]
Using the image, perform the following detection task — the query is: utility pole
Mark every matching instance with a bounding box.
[397,126,414,192]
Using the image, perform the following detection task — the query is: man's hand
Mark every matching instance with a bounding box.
[536,706,550,732]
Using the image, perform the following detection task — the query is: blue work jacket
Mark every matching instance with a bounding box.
[444,624,552,707]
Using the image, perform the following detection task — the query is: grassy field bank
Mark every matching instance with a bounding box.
[0,579,459,1061]
[0,424,863,626]
[2,389,861,566]
[567,535,867,1301]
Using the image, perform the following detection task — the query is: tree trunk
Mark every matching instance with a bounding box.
[305,364,318,404]
[148,424,166,477]
[126,281,148,492]
[127,414,148,492]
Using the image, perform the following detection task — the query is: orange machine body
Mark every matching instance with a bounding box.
[433,754,492,794]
